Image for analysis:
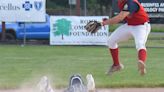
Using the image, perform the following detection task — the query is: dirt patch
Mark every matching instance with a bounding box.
[0,88,164,92]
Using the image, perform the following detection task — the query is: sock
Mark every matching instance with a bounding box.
[138,49,147,62]
[109,48,120,66]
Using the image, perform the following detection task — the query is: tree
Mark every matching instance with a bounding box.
[97,0,112,16]
[49,0,69,8]
[46,0,113,16]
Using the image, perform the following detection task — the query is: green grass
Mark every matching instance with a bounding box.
[110,33,164,47]
[0,45,164,89]
[109,24,164,32]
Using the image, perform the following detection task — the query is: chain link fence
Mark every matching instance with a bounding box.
[0,0,164,47]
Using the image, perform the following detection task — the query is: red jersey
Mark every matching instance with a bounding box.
[118,0,149,25]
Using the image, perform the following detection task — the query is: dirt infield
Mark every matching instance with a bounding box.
[0,88,164,92]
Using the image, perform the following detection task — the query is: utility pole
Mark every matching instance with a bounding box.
[84,0,87,16]
[1,22,6,41]
[76,0,80,16]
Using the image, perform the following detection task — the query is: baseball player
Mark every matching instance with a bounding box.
[37,74,96,92]
[101,0,151,75]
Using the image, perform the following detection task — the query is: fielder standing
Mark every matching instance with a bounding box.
[102,0,151,75]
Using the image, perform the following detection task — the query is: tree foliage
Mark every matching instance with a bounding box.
[47,0,69,8]
[47,0,112,9]
[97,0,112,7]
[46,0,112,15]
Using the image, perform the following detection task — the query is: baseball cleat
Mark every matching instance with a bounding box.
[37,76,49,92]
[106,64,124,75]
[37,76,54,92]
[86,74,95,92]
[138,60,146,75]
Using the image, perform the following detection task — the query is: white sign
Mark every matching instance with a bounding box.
[0,0,46,22]
[69,0,76,5]
[50,16,109,45]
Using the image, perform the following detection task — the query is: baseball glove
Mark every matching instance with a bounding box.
[84,21,102,33]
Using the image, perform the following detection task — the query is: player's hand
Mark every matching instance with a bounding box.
[102,18,108,26]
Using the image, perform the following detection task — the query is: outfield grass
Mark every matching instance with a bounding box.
[0,45,164,89]
[110,24,164,32]
[109,33,164,47]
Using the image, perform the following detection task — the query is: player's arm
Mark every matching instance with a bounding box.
[103,11,130,25]
[103,0,139,25]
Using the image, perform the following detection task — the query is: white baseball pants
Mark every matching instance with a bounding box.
[107,23,151,50]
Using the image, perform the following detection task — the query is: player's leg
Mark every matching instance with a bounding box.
[86,74,96,92]
[106,24,132,75]
[37,76,54,92]
[131,23,151,75]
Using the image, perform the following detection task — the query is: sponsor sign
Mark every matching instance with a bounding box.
[112,0,164,23]
[50,16,109,45]
[0,0,46,22]
[139,0,164,18]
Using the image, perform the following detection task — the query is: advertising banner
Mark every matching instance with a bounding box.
[112,0,164,24]
[50,16,109,45]
[139,0,164,15]
[0,0,46,22]
[139,0,164,23]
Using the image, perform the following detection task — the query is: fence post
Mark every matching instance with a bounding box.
[1,22,6,41]
[76,0,80,16]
